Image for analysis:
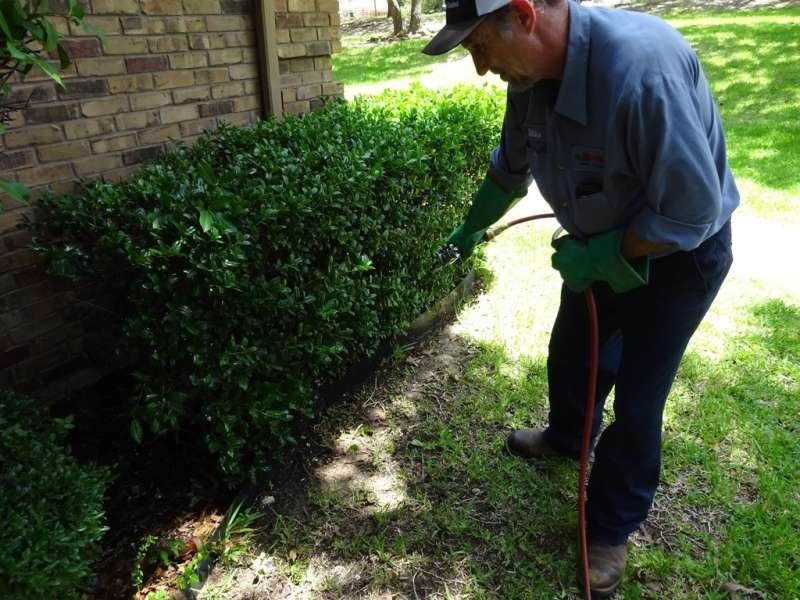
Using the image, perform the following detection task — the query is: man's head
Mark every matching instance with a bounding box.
[423,0,567,91]
[423,0,559,55]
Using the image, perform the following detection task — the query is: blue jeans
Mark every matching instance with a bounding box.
[544,221,733,545]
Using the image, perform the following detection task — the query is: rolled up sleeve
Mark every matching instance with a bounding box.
[627,74,723,251]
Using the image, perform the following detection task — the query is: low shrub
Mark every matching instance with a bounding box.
[0,391,109,600]
[32,85,505,483]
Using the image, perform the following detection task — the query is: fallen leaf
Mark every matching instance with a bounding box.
[181,537,201,560]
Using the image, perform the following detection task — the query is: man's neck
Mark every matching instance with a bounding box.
[535,1,570,80]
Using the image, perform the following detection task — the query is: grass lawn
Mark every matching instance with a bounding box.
[197,7,799,599]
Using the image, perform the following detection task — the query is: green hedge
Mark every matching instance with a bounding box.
[33,86,504,483]
[0,391,109,600]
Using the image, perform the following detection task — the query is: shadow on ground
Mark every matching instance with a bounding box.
[201,293,798,599]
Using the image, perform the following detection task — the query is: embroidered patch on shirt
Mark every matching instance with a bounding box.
[528,127,547,154]
[572,146,606,171]
[528,127,544,139]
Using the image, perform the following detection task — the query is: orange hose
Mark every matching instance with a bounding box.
[579,288,599,599]
[487,213,598,598]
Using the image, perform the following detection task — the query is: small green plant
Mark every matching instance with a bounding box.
[173,501,262,590]
[131,535,158,590]
[390,340,418,365]
[175,549,208,590]
[145,587,174,600]
[131,535,187,590]
[215,500,262,566]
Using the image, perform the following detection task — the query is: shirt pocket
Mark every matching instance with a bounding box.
[572,190,622,236]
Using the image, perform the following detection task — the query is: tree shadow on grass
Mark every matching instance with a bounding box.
[679,20,800,192]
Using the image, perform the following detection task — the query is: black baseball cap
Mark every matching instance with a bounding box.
[423,0,512,55]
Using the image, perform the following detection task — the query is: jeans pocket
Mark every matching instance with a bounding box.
[691,227,733,294]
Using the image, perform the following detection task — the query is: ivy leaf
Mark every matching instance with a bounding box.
[56,43,70,69]
[6,41,64,86]
[130,418,143,444]
[0,178,30,203]
[0,11,13,40]
[68,0,86,21]
[198,208,214,233]
[41,18,59,52]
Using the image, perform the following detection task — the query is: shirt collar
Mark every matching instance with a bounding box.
[554,0,591,126]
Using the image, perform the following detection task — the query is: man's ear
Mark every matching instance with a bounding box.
[509,0,536,32]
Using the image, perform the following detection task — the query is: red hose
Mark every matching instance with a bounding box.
[579,288,600,599]
[487,214,599,599]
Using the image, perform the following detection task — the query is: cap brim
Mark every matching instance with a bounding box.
[422,16,487,55]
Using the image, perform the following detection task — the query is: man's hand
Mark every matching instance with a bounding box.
[621,227,672,260]
[551,229,650,293]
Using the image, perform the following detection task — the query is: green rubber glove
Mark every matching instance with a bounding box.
[445,176,525,259]
[551,229,650,293]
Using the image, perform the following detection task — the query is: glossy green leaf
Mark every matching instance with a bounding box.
[56,43,70,69]
[0,178,31,202]
[198,208,214,232]
[130,418,143,444]
[0,10,13,39]
[68,0,86,20]
[41,18,59,52]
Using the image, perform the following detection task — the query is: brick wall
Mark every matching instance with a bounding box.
[276,0,344,113]
[0,0,342,395]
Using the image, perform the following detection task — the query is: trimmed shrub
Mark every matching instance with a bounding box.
[32,85,505,483]
[0,391,109,600]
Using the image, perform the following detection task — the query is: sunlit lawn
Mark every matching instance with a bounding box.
[674,12,800,220]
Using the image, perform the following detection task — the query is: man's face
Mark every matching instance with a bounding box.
[461,16,537,92]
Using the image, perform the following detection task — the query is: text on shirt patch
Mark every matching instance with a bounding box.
[572,146,606,172]
[528,127,547,154]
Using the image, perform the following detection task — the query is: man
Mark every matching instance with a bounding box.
[425,0,738,596]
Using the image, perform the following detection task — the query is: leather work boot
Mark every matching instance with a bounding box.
[505,428,562,459]
[577,542,627,598]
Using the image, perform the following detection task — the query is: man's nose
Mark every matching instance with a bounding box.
[469,49,489,76]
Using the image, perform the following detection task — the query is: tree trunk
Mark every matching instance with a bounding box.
[387,0,403,35]
[408,0,421,33]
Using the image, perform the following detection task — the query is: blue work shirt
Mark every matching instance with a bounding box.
[488,0,739,251]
